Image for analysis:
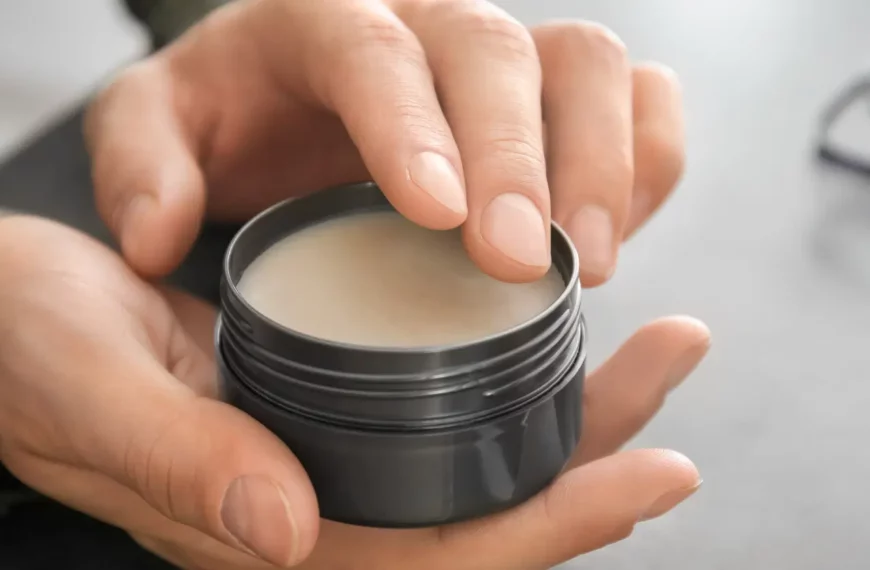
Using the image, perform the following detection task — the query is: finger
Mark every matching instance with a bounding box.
[252,0,467,230]
[0,220,319,567]
[399,0,551,282]
[625,63,686,238]
[87,364,318,567]
[571,316,711,467]
[533,22,633,287]
[0,455,273,570]
[84,59,207,277]
[436,449,701,570]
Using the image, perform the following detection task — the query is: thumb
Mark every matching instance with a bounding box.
[84,58,206,277]
[0,216,317,566]
[74,350,320,567]
[438,448,701,570]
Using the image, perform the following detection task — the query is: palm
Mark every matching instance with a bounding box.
[144,293,707,570]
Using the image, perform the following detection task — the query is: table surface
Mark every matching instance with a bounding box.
[3,1,870,569]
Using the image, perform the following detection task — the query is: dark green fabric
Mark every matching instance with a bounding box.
[123,0,232,48]
[0,499,175,569]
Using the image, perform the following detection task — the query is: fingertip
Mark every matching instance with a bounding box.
[650,448,700,481]
[604,316,710,392]
[462,228,551,284]
[220,473,320,567]
[195,402,320,566]
[565,205,618,287]
[668,317,713,355]
[116,194,162,276]
[637,449,702,521]
[117,162,206,277]
[633,61,681,87]
[640,315,712,350]
[403,151,468,227]
[578,265,615,288]
[463,192,552,283]
[119,198,199,278]
[391,195,467,232]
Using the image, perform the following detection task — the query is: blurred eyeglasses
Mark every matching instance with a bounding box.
[817,76,870,177]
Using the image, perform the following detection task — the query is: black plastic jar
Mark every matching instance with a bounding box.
[217,182,586,528]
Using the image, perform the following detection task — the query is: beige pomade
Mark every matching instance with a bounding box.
[238,211,563,347]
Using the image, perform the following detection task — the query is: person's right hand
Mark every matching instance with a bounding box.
[87,0,685,287]
[0,214,708,570]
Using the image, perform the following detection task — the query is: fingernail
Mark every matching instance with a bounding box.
[221,475,299,567]
[480,193,549,268]
[639,480,702,521]
[407,152,467,216]
[566,205,614,281]
[666,340,711,390]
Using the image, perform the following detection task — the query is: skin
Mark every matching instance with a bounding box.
[0,0,703,568]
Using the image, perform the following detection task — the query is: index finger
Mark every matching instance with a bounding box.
[399,0,552,282]
[252,0,469,229]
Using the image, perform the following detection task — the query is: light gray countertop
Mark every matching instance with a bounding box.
[2,1,870,568]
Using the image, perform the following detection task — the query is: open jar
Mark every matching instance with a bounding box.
[217,182,586,528]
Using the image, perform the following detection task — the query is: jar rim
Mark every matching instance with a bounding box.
[221,181,581,356]
[217,182,586,427]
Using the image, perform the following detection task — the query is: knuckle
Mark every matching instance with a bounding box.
[575,21,628,58]
[482,129,547,190]
[122,410,192,521]
[537,21,627,64]
[86,61,155,131]
[561,146,633,206]
[447,1,537,62]
[342,11,420,58]
[326,11,428,97]
[393,98,447,137]
[84,70,127,147]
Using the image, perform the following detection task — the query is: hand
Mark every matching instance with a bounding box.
[85,0,684,286]
[0,215,708,570]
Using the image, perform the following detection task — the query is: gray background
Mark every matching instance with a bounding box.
[2,1,870,569]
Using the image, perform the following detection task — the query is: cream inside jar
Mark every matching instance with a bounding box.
[237,211,564,347]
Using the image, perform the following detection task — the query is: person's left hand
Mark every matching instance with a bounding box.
[138,319,710,570]
[85,0,685,287]
[0,215,709,570]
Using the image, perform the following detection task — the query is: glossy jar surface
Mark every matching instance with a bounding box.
[217,182,586,527]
